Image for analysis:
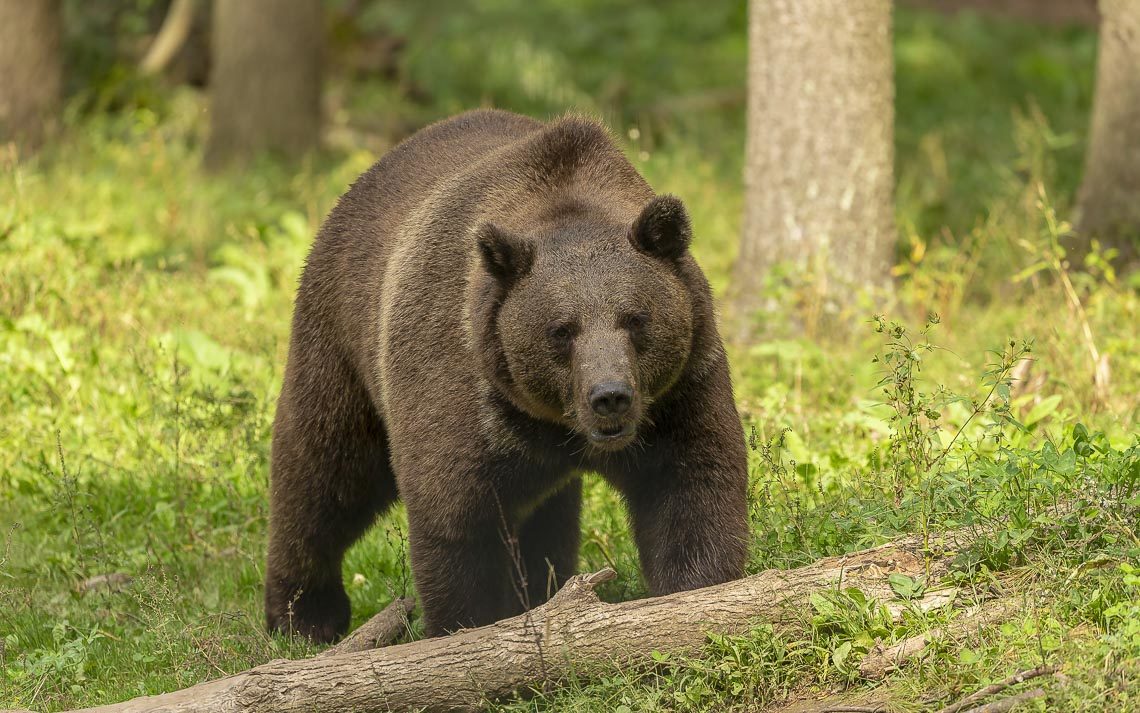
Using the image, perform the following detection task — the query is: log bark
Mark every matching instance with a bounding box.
[60,532,967,713]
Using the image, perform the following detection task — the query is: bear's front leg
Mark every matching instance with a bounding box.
[607,359,749,595]
[622,464,748,594]
[513,477,582,612]
[404,493,518,637]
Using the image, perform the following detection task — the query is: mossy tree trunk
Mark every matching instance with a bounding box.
[0,0,63,152]
[205,0,323,168]
[1075,0,1140,265]
[734,0,895,329]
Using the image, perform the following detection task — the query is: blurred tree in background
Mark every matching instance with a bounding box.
[0,0,63,150]
[205,0,323,168]
[0,0,1125,271]
[139,0,201,77]
[1076,0,1140,264]
[734,0,895,328]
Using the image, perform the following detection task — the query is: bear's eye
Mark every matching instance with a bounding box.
[622,312,651,332]
[546,322,575,344]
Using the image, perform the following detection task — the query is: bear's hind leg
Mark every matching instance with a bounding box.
[265,353,397,644]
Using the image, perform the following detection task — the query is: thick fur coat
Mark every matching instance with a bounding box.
[265,109,749,640]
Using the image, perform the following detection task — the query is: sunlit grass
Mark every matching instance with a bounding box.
[2,6,1138,711]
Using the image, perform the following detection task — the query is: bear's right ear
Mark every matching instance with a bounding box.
[476,222,534,284]
[630,195,692,261]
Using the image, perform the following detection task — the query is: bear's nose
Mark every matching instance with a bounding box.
[589,382,633,417]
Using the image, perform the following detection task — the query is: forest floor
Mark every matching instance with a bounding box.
[2,5,1138,712]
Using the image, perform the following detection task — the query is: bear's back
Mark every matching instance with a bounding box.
[310,109,544,294]
[297,111,545,390]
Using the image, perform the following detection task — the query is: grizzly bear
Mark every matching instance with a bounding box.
[265,109,749,642]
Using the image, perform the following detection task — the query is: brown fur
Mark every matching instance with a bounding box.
[265,109,749,641]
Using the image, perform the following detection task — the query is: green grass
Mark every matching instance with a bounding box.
[2,5,1139,712]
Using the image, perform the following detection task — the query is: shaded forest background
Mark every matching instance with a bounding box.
[2,1,1139,712]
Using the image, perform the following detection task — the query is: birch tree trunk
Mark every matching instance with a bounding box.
[0,0,62,151]
[1076,0,1140,264]
[205,0,322,168]
[734,0,896,325]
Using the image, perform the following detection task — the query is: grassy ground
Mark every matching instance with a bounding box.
[2,5,1139,712]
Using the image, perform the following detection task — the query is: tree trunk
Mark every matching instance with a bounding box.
[1075,0,1140,265]
[57,531,971,713]
[734,0,895,327]
[205,0,322,168]
[0,0,62,151]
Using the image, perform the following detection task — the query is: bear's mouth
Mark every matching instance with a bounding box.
[588,423,636,448]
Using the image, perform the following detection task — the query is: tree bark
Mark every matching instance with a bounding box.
[0,0,62,151]
[734,0,895,327]
[1075,0,1140,264]
[56,532,970,713]
[205,0,322,168]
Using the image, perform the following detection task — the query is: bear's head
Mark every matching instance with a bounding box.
[471,195,695,452]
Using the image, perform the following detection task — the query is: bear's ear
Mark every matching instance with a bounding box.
[630,195,692,261]
[476,222,534,284]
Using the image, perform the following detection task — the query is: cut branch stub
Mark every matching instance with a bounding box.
[321,596,415,657]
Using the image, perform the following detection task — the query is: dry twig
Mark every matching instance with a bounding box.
[959,687,1045,713]
[935,665,1056,713]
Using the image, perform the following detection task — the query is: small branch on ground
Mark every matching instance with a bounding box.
[959,687,1045,713]
[738,690,893,713]
[320,596,415,656]
[935,665,1057,713]
[859,599,1016,680]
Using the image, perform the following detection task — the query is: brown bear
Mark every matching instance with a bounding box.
[265,109,749,642]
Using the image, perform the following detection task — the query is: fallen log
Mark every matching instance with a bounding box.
[61,531,970,713]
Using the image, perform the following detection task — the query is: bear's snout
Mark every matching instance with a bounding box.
[584,380,639,450]
[589,381,633,417]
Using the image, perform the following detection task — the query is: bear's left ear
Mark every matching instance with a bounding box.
[630,195,692,261]
[476,222,534,284]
